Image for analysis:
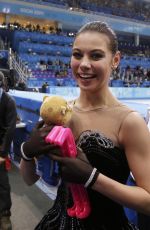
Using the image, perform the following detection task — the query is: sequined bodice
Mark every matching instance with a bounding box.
[77,130,129,182]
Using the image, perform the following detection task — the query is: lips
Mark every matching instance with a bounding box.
[78,74,96,79]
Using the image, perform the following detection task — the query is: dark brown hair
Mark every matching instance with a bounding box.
[75,21,118,55]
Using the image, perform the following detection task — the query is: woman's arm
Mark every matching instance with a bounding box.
[20,158,40,185]
[19,121,61,185]
[93,112,150,215]
[93,171,150,215]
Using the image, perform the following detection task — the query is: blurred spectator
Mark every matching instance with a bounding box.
[0,71,17,230]
[0,36,4,50]
[15,80,27,91]
[41,81,49,93]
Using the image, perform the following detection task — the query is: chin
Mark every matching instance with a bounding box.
[79,85,95,92]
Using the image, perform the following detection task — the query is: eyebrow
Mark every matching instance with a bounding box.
[72,48,80,51]
[91,49,105,54]
[72,48,105,53]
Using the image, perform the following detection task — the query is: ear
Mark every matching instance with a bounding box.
[112,51,121,69]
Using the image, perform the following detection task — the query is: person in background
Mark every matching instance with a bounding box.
[0,71,17,230]
[41,81,49,93]
[15,79,27,91]
[20,21,150,230]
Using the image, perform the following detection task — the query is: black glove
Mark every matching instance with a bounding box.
[50,148,99,187]
[22,120,61,159]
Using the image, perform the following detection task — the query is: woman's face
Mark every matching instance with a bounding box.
[71,31,120,92]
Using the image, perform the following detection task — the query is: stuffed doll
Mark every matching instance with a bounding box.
[40,95,72,125]
[40,95,91,219]
[37,95,72,186]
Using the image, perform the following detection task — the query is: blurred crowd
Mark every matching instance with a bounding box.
[69,0,150,22]
[111,65,150,87]
[0,21,150,88]
[21,0,150,22]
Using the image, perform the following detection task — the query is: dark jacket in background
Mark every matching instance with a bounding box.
[0,90,17,157]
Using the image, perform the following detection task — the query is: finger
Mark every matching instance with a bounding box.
[41,145,60,153]
[50,154,65,163]
[77,147,85,158]
[0,157,5,162]
[35,120,45,129]
[42,141,61,150]
[40,126,54,136]
[40,130,52,138]
[77,148,89,163]
[49,150,61,156]
[46,148,62,156]
[77,147,83,153]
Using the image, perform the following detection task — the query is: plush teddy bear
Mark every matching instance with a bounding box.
[40,95,72,125]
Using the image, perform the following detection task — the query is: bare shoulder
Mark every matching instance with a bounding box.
[119,112,150,191]
[119,111,150,145]
[122,111,147,130]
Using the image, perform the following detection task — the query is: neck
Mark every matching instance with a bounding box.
[76,89,119,110]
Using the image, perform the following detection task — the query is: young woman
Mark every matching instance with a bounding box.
[20,21,150,230]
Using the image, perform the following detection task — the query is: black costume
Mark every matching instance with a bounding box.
[35,104,139,230]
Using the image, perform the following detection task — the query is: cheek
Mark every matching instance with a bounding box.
[98,61,111,72]
[71,58,79,73]
[96,63,111,80]
[95,63,105,74]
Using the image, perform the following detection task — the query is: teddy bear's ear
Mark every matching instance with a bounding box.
[43,96,48,101]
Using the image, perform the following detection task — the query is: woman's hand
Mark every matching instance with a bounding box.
[22,120,60,158]
[50,148,98,185]
[0,156,5,164]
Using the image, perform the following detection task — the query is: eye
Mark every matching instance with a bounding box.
[72,52,82,60]
[91,53,104,61]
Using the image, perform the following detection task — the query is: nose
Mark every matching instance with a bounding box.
[80,57,91,69]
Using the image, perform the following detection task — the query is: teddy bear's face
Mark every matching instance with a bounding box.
[40,96,72,125]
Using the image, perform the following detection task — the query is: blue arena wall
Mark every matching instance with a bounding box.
[10,87,150,125]
[10,87,150,101]
[47,87,150,100]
